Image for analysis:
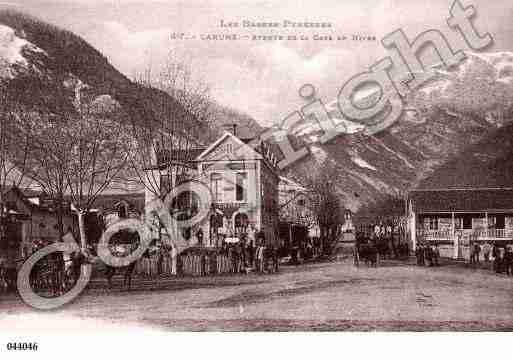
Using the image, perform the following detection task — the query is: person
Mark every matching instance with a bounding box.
[247,239,254,270]
[374,223,380,239]
[247,225,256,247]
[4,242,18,292]
[48,242,65,296]
[256,233,266,273]
[424,244,433,266]
[492,243,499,272]
[259,243,266,273]
[228,244,235,274]
[474,242,481,265]
[380,223,386,239]
[496,246,506,273]
[505,246,513,276]
[272,243,279,273]
[196,228,204,246]
[470,242,476,265]
[234,242,243,273]
[416,243,425,266]
[415,244,421,265]
[431,244,440,266]
[239,236,247,270]
[200,251,207,276]
[482,242,492,264]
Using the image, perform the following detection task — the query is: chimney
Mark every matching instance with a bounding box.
[223,124,237,137]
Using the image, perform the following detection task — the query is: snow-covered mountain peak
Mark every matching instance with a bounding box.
[0,24,46,79]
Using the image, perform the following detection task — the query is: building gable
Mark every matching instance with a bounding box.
[4,188,32,216]
[196,132,262,162]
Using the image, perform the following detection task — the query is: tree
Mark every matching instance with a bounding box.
[129,55,214,229]
[65,102,133,250]
[23,91,133,250]
[0,98,36,243]
[303,161,344,255]
[21,112,73,241]
[123,55,215,271]
[130,54,213,200]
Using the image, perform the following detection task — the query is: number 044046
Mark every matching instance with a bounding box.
[6,342,38,351]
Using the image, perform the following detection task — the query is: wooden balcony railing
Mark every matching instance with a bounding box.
[417,228,513,240]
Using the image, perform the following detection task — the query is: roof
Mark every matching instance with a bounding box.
[89,192,146,214]
[196,132,255,161]
[195,131,282,180]
[158,148,206,163]
[279,176,307,191]
[3,186,67,214]
[409,188,513,213]
[143,148,206,170]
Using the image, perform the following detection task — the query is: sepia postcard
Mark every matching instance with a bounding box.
[1,0,513,357]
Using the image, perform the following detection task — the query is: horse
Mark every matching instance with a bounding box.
[104,260,138,290]
[357,242,379,267]
[101,242,165,290]
[354,234,379,267]
[374,239,390,260]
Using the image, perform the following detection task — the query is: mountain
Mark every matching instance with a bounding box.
[0,10,216,143]
[417,121,513,189]
[0,10,265,145]
[1,9,511,216]
[282,52,513,212]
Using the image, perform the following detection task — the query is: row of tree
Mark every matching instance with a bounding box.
[0,56,215,251]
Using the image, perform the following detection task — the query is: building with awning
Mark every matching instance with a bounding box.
[407,187,513,258]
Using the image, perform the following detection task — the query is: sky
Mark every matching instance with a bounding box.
[5,0,513,126]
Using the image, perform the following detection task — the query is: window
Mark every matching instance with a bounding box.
[492,215,505,229]
[463,215,472,229]
[455,217,463,230]
[170,191,200,221]
[118,202,128,218]
[235,172,247,201]
[211,173,222,202]
[428,217,438,230]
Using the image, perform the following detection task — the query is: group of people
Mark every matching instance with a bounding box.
[469,242,513,275]
[0,232,86,295]
[177,229,281,277]
[415,243,440,267]
[415,241,513,276]
[1,225,288,293]
[218,232,279,274]
[356,221,409,260]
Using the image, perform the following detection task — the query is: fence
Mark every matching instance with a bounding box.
[134,250,235,277]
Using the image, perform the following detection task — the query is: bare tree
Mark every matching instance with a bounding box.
[19,112,71,240]
[0,98,36,243]
[130,54,213,212]
[66,102,133,250]
[22,92,132,250]
[303,161,344,255]
[125,55,215,272]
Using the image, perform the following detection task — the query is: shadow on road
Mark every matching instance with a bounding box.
[203,277,378,308]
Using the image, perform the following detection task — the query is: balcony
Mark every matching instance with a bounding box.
[418,228,513,241]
